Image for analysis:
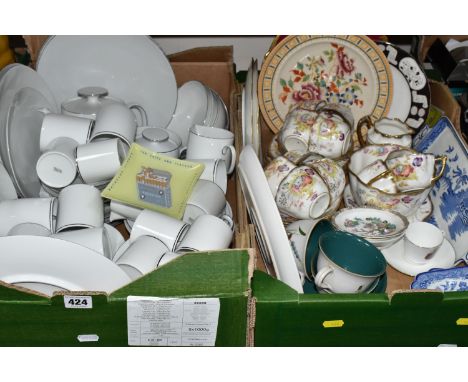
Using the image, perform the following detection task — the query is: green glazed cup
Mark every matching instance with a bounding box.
[315,231,386,293]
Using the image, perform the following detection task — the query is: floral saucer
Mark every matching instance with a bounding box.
[258,35,393,133]
[343,184,433,223]
[381,237,456,276]
[411,266,468,291]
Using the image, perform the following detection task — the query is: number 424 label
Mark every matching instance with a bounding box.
[64,295,93,309]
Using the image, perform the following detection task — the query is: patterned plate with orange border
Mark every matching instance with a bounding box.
[258,35,393,134]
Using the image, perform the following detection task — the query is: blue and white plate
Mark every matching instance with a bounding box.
[413,117,468,264]
[411,266,468,291]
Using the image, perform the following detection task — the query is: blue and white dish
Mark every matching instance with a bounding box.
[413,117,468,263]
[411,266,468,291]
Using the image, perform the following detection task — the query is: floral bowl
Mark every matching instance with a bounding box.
[348,144,443,217]
[331,207,408,249]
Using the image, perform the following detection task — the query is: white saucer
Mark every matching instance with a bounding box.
[381,237,456,276]
[343,184,432,223]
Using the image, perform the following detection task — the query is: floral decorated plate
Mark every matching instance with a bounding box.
[258,35,393,134]
[343,184,433,223]
[332,207,408,239]
[411,266,468,291]
[377,41,430,131]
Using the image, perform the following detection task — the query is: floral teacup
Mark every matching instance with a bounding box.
[264,155,297,196]
[358,160,397,194]
[385,150,446,191]
[278,103,321,153]
[275,166,330,219]
[309,109,352,159]
[357,116,414,148]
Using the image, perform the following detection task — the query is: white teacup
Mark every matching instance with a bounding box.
[403,222,444,264]
[76,138,128,185]
[189,159,228,193]
[185,125,236,174]
[90,103,138,148]
[275,166,330,219]
[177,214,233,252]
[56,184,103,232]
[51,226,112,258]
[109,200,143,222]
[36,137,78,189]
[157,251,184,267]
[182,180,226,224]
[0,197,57,236]
[116,235,168,280]
[39,113,93,153]
[7,222,52,237]
[130,209,190,252]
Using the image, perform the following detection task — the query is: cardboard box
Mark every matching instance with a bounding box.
[249,103,468,347]
[0,45,254,347]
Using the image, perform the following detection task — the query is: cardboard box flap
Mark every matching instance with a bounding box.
[168,46,233,63]
[251,271,299,302]
[388,289,444,305]
[110,249,251,299]
[0,280,49,302]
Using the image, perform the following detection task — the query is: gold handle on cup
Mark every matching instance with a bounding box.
[431,156,447,183]
[357,115,374,147]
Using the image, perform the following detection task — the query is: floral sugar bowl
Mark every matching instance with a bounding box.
[265,154,345,221]
[348,144,446,217]
[278,101,354,159]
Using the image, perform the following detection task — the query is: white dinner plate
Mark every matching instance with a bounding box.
[0,236,132,296]
[37,36,177,128]
[0,161,17,201]
[0,64,58,197]
[381,237,456,276]
[250,59,261,161]
[238,145,303,293]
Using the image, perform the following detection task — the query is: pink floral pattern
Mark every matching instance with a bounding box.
[279,43,368,108]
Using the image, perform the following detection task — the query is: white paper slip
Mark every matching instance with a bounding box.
[127,296,220,346]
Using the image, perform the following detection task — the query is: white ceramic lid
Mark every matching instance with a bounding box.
[62,86,124,118]
[135,127,181,153]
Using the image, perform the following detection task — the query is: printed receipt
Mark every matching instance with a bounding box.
[127,296,220,346]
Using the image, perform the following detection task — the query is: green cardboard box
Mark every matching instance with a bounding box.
[251,271,468,346]
[0,45,254,347]
[0,250,253,346]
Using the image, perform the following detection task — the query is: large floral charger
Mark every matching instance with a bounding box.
[258,35,393,133]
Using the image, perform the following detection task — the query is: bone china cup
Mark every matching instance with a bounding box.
[275,166,330,219]
[403,222,444,264]
[185,125,236,174]
[314,231,386,294]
